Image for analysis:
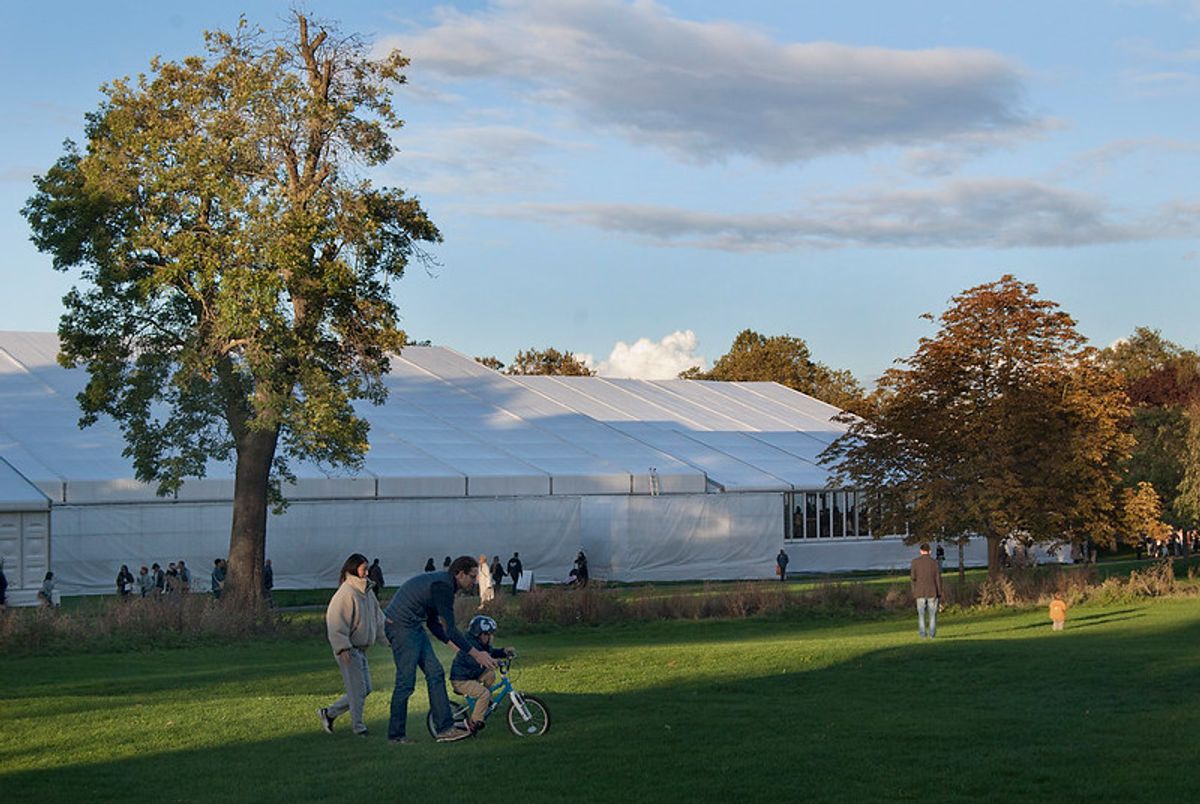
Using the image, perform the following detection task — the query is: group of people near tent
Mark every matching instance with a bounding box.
[115,561,195,597]
[424,552,526,606]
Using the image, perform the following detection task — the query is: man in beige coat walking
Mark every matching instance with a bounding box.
[911,543,944,639]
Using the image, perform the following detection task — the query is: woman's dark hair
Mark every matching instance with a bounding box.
[44,571,54,581]
[340,553,369,583]
[448,555,478,577]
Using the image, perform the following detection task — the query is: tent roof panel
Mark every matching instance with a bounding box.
[0,334,849,500]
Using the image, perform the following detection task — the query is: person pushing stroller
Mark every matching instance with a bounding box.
[450,614,515,734]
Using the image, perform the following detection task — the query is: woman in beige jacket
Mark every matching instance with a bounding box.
[318,552,387,736]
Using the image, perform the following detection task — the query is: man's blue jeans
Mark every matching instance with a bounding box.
[916,597,938,639]
[385,624,453,740]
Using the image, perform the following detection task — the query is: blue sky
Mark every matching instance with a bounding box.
[3,0,1199,384]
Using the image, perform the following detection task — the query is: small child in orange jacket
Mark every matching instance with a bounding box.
[1049,593,1068,631]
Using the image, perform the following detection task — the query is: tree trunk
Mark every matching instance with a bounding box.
[957,539,966,585]
[986,533,1003,576]
[225,427,279,609]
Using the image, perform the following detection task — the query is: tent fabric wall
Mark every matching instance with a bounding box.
[49,497,583,595]
[782,534,990,574]
[0,511,50,601]
[48,492,989,595]
[580,493,784,582]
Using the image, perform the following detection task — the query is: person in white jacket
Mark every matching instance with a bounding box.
[477,554,494,609]
[318,553,387,736]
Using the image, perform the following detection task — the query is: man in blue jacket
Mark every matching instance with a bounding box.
[383,555,498,744]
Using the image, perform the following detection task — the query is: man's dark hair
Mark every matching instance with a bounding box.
[448,555,478,577]
[919,542,930,553]
[339,552,369,583]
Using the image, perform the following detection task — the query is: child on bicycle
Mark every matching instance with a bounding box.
[451,614,515,733]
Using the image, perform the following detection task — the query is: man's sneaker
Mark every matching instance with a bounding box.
[354,729,369,737]
[316,707,334,734]
[435,726,470,743]
[389,737,415,745]
[468,720,485,735]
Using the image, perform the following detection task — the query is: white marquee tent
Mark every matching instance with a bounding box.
[0,331,984,601]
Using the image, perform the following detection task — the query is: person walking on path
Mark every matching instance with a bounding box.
[382,556,497,744]
[262,558,274,604]
[368,559,386,598]
[911,543,943,639]
[477,554,494,608]
[490,555,505,592]
[318,553,388,737]
[116,565,134,597]
[569,550,589,587]
[776,549,789,582]
[506,552,523,595]
[211,558,226,599]
[138,565,153,598]
[38,571,56,608]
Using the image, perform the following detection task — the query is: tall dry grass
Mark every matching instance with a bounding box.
[468,560,1197,630]
[5,560,1195,657]
[0,594,319,656]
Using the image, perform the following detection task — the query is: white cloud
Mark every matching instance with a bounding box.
[899,119,1066,177]
[389,0,1037,164]
[1123,69,1200,94]
[491,176,1200,252]
[595,330,706,378]
[390,123,563,195]
[1052,137,1200,180]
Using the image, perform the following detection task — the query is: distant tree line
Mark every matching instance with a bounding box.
[475,348,595,376]
[678,329,865,411]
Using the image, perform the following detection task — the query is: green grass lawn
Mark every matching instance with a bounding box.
[3,598,1199,803]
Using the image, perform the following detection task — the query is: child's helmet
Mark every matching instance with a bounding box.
[468,614,498,637]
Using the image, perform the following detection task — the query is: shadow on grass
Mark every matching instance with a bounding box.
[4,607,1200,803]
[955,608,1146,636]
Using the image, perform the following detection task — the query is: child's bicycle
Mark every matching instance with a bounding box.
[428,656,551,737]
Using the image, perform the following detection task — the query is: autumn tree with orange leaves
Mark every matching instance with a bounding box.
[822,275,1133,574]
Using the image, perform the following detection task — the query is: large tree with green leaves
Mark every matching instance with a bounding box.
[821,275,1132,574]
[680,329,863,410]
[1098,328,1200,550]
[22,14,440,607]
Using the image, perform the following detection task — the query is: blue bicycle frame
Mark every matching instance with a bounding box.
[461,659,536,722]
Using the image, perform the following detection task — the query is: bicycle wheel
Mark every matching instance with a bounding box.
[505,693,550,737]
[427,701,470,737]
